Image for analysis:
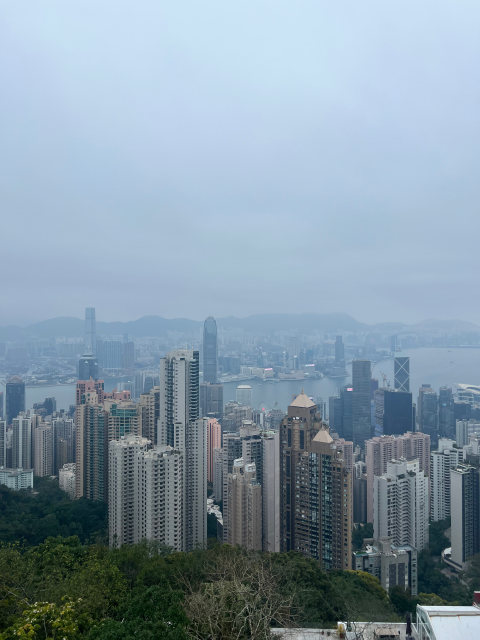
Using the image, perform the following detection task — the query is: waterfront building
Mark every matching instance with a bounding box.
[226,458,262,550]
[78,353,98,381]
[374,458,429,551]
[236,385,252,407]
[394,357,410,392]
[418,385,439,444]
[352,360,372,447]
[438,387,455,439]
[203,316,218,383]
[5,376,25,426]
[84,307,96,354]
[365,432,430,524]
[456,419,480,448]
[430,438,463,521]
[353,538,418,596]
[335,335,344,363]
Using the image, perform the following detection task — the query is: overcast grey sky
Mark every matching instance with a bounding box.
[1,1,479,326]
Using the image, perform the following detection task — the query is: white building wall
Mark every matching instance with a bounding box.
[34,425,52,477]
[59,463,76,498]
[12,417,32,469]
[430,439,463,521]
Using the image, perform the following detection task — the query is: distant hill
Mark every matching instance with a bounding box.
[0,313,478,341]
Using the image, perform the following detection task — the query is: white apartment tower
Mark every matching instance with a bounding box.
[34,425,53,477]
[430,438,463,521]
[366,432,430,523]
[11,416,32,469]
[159,350,207,551]
[374,458,429,551]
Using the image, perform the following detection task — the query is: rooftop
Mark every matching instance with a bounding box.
[289,390,316,409]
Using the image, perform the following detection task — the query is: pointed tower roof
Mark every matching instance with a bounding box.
[289,389,316,409]
[313,428,333,444]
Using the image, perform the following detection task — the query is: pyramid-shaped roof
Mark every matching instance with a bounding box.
[313,428,333,444]
[289,390,316,409]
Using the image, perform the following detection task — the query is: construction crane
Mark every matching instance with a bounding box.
[380,372,390,389]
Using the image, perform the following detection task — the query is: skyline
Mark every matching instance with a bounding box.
[1,1,480,325]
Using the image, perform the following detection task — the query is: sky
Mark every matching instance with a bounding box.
[1,0,480,326]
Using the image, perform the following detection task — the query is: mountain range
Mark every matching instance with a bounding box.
[0,313,478,341]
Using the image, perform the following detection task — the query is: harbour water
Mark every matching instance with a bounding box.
[21,347,480,413]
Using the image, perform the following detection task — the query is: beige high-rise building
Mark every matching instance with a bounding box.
[207,418,221,483]
[226,458,262,550]
[138,386,160,443]
[34,425,53,477]
[366,432,430,523]
[280,391,353,570]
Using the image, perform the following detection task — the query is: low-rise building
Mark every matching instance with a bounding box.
[352,537,418,596]
[59,463,76,498]
[0,467,33,490]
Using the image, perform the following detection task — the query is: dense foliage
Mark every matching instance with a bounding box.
[0,478,108,545]
[0,537,401,639]
[352,523,374,550]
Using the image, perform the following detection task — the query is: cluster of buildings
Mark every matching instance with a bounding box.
[3,309,480,598]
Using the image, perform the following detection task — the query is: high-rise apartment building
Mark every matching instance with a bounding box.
[450,455,480,569]
[353,461,367,523]
[207,418,221,483]
[374,458,429,551]
[199,383,223,419]
[11,415,32,469]
[352,360,372,446]
[262,430,280,552]
[34,425,53,477]
[52,418,75,475]
[0,420,6,468]
[158,350,206,552]
[138,386,160,444]
[84,307,96,354]
[383,390,413,436]
[394,357,410,392]
[97,340,123,369]
[438,387,455,439]
[226,458,262,550]
[456,419,480,448]
[236,385,252,407]
[213,447,223,501]
[203,316,218,383]
[430,438,463,521]
[6,376,25,426]
[365,432,430,523]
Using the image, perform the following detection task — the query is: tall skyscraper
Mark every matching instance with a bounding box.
[374,458,429,551]
[394,357,410,392]
[207,418,221,483]
[203,316,218,383]
[159,350,206,552]
[84,307,96,355]
[430,438,463,522]
[11,415,32,469]
[52,418,75,475]
[262,430,280,552]
[280,391,352,569]
[199,383,223,419]
[352,360,371,446]
[138,386,160,444]
[226,458,262,550]
[418,385,439,445]
[439,387,455,439]
[5,376,25,426]
[78,353,99,381]
[450,455,480,569]
[383,389,413,436]
[0,421,7,468]
[365,431,430,523]
[34,425,53,477]
[335,335,345,363]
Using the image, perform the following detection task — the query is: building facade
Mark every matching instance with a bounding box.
[226,458,262,550]
[5,376,25,426]
[430,438,463,521]
[203,316,218,384]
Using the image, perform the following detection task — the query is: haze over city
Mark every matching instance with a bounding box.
[2,1,480,325]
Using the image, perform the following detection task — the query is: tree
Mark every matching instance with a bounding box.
[352,524,374,551]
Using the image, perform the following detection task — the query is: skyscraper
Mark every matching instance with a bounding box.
[207,418,221,483]
[450,455,480,569]
[236,385,252,407]
[34,425,53,477]
[394,357,410,392]
[84,307,96,355]
[5,376,25,426]
[78,353,99,381]
[226,458,262,550]
[374,458,429,551]
[159,350,206,552]
[418,385,439,445]
[430,438,463,522]
[352,360,371,446]
[203,316,218,383]
[199,382,223,419]
[383,389,413,436]
[438,387,455,439]
[335,336,345,363]
[11,415,32,469]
